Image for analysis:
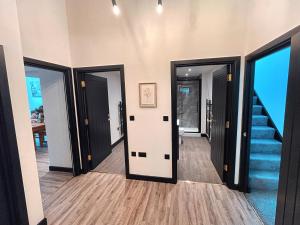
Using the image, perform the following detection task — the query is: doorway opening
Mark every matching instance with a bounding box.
[74,65,128,177]
[171,57,241,187]
[241,45,291,225]
[23,58,80,207]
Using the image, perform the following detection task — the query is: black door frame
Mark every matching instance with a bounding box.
[176,77,202,134]
[239,25,300,225]
[23,57,81,176]
[0,46,29,225]
[171,57,241,188]
[73,65,129,176]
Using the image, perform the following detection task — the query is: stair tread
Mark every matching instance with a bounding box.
[250,153,281,161]
[249,170,279,180]
[252,115,267,118]
[252,126,275,131]
[251,139,282,145]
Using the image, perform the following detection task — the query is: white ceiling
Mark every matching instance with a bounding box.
[176,65,226,78]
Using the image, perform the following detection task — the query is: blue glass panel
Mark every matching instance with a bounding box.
[254,46,291,136]
[26,76,43,112]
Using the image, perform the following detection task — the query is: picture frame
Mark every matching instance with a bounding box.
[139,83,157,108]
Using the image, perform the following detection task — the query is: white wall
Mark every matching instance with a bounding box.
[0,0,44,224]
[32,69,73,168]
[66,0,247,178]
[93,72,123,145]
[16,0,72,66]
[201,72,213,134]
[244,0,300,54]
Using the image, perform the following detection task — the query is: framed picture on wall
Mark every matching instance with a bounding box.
[139,83,157,108]
[29,79,42,97]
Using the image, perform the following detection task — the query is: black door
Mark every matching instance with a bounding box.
[211,66,228,180]
[0,163,12,224]
[85,74,111,169]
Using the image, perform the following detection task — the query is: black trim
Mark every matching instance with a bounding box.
[111,136,124,149]
[0,46,29,225]
[171,57,241,188]
[238,25,300,225]
[277,29,300,225]
[127,174,175,184]
[23,57,81,176]
[73,65,129,177]
[239,33,292,193]
[49,166,73,173]
[37,218,47,225]
[201,133,208,138]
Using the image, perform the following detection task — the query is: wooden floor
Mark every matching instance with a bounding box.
[178,137,222,184]
[44,172,262,225]
[35,147,73,205]
[93,141,125,175]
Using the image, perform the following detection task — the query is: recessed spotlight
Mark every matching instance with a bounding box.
[185,73,188,76]
[157,0,163,14]
[112,0,120,16]
[188,68,192,72]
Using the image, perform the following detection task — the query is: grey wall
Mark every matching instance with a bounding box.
[177,80,200,131]
[26,67,73,168]
[201,72,213,134]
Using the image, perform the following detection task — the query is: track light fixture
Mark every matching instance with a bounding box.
[111,0,163,16]
[112,0,120,16]
[157,0,163,14]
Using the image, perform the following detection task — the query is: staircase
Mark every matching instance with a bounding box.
[249,95,282,191]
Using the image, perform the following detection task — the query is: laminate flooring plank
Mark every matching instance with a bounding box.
[178,137,222,184]
[35,147,73,207]
[92,141,125,175]
[44,173,263,225]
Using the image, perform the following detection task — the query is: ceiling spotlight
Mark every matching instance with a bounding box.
[188,68,192,72]
[157,0,163,14]
[112,0,120,16]
[185,73,188,76]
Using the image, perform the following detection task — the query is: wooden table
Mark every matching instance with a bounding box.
[32,123,46,148]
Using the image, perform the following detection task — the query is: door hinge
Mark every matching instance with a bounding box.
[84,118,89,125]
[227,73,232,82]
[81,80,86,88]
[224,164,228,172]
[88,154,92,161]
[225,121,230,128]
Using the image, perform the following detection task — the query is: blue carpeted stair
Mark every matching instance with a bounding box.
[247,95,282,225]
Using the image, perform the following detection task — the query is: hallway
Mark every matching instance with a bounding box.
[35,148,73,205]
[92,141,125,175]
[43,172,263,225]
[178,137,222,184]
